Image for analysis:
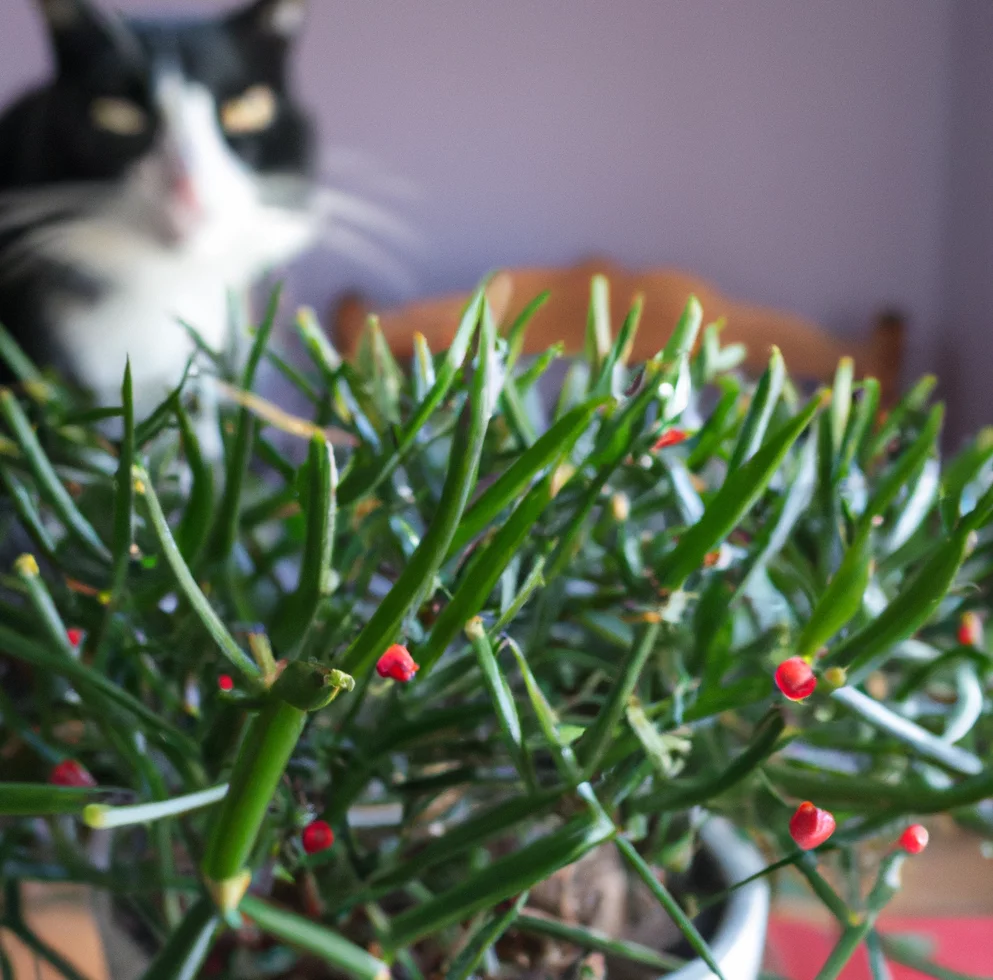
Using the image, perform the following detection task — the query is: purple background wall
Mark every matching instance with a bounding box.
[0,0,980,430]
[942,0,993,441]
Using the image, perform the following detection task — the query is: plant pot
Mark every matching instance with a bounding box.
[90,816,768,980]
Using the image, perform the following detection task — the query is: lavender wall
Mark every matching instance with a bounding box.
[941,0,993,443]
[0,1,954,389]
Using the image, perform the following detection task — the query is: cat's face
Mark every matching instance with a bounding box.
[36,0,313,244]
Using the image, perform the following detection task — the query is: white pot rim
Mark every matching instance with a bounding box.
[665,817,770,980]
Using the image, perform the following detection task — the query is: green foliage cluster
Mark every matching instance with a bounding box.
[0,278,991,980]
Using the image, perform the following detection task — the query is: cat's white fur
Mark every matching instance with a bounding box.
[27,73,315,428]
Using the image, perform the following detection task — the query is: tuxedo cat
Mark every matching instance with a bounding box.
[0,0,316,430]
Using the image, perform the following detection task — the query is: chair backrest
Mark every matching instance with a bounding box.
[334,258,905,405]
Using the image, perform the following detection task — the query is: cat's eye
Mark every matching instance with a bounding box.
[90,97,149,137]
[221,86,278,136]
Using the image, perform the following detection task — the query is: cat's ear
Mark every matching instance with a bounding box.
[37,0,136,71]
[228,0,308,42]
[38,0,111,37]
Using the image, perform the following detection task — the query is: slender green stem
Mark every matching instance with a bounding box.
[110,361,135,596]
[729,346,785,469]
[632,710,786,813]
[0,784,99,817]
[212,287,281,560]
[815,918,875,980]
[515,911,685,972]
[241,896,389,980]
[11,924,95,980]
[658,393,822,588]
[578,621,661,774]
[793,852,856,926]
[0,323,44,385]
[387,813,615,949]
[279,434,337,650]
[831,686,983,776]
[201,699,306,906]
[0,463,56,560]
[766,763,993,814]
[695,851,802,914]
[136,464,261,682]
[446,893,530,980]
[84,784,229,829]
[448,397,605,557]
[139,897,218,980]
[0,624,197,752]
[419,477,556,671]
[338,284,487,506]
[491,557,546,634]
[865,930,893,980]
[341,302,499,675]
[0,388,110,562]
[465,618,532,785]
[14,555,75,658]
[615,836,726,980]
[173,397,214,565]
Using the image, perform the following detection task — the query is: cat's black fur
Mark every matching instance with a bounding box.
[0,2,312,188]
[0,0,315,411]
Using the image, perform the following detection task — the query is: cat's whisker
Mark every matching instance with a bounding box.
[317,225,418,294]
[0,184,109,232]
[310,186,422,252]
[319,146,424,201]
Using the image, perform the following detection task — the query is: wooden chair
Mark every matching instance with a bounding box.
[333,258,905,405]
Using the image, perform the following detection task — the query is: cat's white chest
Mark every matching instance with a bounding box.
[58,252,231,409]
[44,201,312,414]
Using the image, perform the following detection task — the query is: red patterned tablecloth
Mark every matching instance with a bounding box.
[766,915,993,979]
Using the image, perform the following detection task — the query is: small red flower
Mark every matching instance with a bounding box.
[653,429,689,451]
[377,644,419,683]
[958,612,983,648]
[301,820,335,855]
[66,628,84,648]
[218,675,234,693]
[899,824,929,855]
[775,657,817,701]
[49,760,97,788]
[789,801,836,851]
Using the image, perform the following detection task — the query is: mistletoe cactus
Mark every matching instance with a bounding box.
[0,277,991,980]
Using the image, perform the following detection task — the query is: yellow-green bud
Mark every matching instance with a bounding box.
[271,661,354,712]
[550,462,576,498]
[14,553,39,577]
[464,616,486,642]
[610,493,631,522]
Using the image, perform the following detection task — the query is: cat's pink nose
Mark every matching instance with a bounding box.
[158,170,206,245]
[170,173,203,218]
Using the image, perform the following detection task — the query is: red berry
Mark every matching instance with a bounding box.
[49,760,97,788]
[775,657,817,701]
[653,429,689,451]
[899,824,929,854]
[301,820,335,855]
[789,801,836,851]
[376,644,420,683]
[958,612,983,648]
[218,675,234,692]
[66,628,84,648]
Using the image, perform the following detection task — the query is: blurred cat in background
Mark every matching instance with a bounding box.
[0,0,317,440]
